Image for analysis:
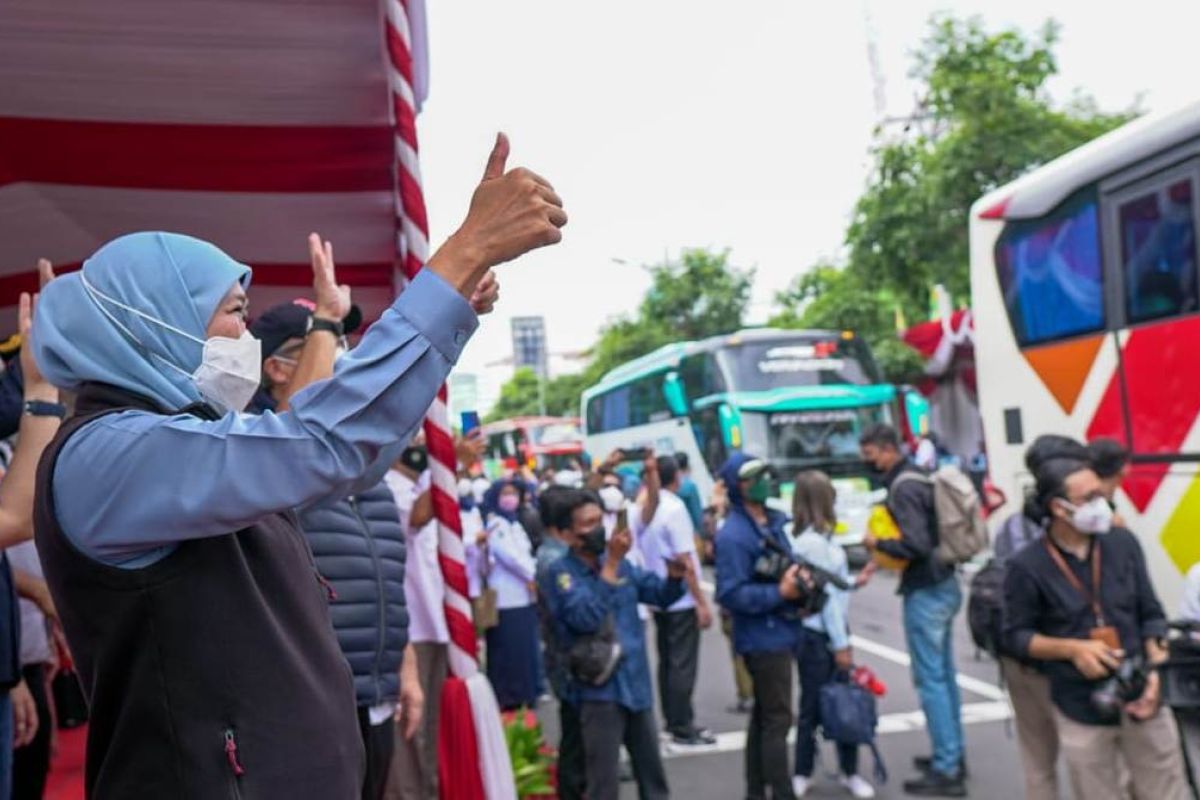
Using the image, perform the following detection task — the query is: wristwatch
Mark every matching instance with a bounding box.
[307,316,344,338]
[24,400,66,419]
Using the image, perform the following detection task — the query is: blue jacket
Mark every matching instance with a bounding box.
[299,480,409,710]
[536,541,572,704]
[714,453,801,655]
[547,551,683,711]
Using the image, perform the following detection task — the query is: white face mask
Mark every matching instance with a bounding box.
[81,271,262,414]
[1061,497,1115,536]
[599,485,625,514]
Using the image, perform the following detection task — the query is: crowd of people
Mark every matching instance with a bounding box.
[0,135,1186,800]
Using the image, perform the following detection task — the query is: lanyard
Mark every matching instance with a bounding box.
[1044,536,1105,628]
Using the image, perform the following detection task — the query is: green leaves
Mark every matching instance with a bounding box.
[487,14,1136,418]
[846,14,1134,311]
[491,248,754,419]
[502,709,556,798]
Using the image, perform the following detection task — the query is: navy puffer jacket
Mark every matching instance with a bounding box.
[300,480,409,709]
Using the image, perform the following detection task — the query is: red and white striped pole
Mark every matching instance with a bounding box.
[383,2,516,798]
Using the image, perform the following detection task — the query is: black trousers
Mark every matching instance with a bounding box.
[794,628,857,778]
[655,608,700,736]
[558,701,587,800]
[580,701,669,800]
[12,664,50,800]
[744,650,795,800]
[357,705,397,800]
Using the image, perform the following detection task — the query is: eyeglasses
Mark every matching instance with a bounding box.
[269,337,349,366]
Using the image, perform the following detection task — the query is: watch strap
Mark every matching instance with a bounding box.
[308,317,344,337]
[24,400,66,419]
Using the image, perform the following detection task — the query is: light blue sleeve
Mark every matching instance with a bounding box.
[53,270,478,567]
[795,532,851,651]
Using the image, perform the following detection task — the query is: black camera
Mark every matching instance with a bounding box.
[1091,654,1149,721]
[1159,620,1200,711]
[752,537,851,618]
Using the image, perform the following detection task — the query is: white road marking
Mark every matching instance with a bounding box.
[849,635,1006,702]
[659,702,1011,761]
[698,578,1006,702]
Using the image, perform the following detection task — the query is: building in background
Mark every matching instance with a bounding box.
[448,372,481,424]
[511,316,549,378]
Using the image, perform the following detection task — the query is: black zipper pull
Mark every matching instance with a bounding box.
[224,729,246,777]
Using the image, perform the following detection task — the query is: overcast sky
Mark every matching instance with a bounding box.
[417,1,1199,389]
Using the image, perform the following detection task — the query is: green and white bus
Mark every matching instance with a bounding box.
[581,328,929,545]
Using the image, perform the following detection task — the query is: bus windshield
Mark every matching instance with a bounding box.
[527,421,582,448]
[717,337,879,392]
[741,406,890,475]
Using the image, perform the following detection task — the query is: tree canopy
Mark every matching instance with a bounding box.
[488,14,1136,414]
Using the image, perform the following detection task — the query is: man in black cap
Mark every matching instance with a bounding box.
[249,236,499,800]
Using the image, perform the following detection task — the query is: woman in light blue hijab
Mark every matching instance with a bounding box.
[31,229,484,797]
[36,232,253,413]
[27,133,567,798]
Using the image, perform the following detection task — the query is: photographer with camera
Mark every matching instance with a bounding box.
[546,489,687,800]
[1003,456,1188,800]
[714,453,810,800]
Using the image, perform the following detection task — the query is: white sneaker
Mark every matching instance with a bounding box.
[840,774,876,799]
[792,775,811,797]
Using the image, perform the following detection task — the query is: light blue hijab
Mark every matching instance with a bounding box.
[34,232,251,410]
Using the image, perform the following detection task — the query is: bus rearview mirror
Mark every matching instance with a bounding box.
[662,371,689,416]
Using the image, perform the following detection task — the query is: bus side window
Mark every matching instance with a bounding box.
[679,354,727,401]
[587,388,631,433]
[693,406,728,475]
[631,373,671,426]
[994,190,1105,345]
[1117,176,1199,324]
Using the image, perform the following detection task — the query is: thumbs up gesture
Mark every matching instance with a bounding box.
[429,133,567,297]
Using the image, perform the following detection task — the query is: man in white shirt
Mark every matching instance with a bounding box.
[384,446,448,800]
[633,455,715,746]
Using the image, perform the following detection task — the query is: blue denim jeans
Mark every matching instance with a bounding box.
[903,575,964,777]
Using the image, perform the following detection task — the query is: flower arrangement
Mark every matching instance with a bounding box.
[501,709,556,799]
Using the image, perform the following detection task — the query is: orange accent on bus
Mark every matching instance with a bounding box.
[1021,335,1103,414]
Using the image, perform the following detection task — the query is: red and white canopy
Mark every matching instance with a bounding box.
[0,0,428,328]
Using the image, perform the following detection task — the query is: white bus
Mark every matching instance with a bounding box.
[971,100,1200,610]
[580,328,930,548]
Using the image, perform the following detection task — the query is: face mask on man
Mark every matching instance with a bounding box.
[81,271,261,414]
[579,525,607,556]
[746,475,773,504]
[599,485,624,513]
[1060,497,1115,535]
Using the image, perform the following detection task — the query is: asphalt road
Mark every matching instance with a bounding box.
[539,567,1039,799]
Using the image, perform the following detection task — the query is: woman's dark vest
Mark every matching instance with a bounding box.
[33,384,363,799]
[299,483,409,709]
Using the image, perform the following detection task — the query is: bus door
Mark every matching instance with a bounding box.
[1088,160,1200,533]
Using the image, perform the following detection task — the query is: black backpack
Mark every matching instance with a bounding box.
[967,558,1006,656]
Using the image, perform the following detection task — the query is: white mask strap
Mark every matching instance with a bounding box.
[79,270,206,346]
[78,269,198,379]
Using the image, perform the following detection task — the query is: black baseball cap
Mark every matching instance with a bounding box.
[250,299,362,361]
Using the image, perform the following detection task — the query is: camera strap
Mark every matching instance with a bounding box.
[1044,536,1106,628]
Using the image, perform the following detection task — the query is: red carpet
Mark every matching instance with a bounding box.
[44,725,86,800]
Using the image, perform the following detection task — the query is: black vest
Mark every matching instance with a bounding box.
[34,384,363,799]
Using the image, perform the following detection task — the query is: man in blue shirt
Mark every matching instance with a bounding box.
[547,490,687,800]
[715,453,807,800]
